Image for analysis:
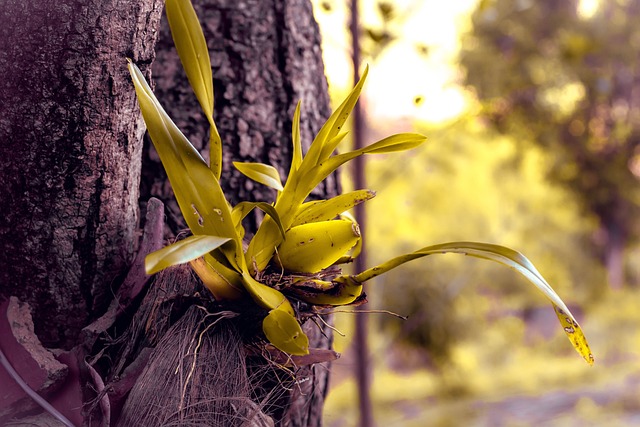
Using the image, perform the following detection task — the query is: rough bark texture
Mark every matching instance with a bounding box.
[0,0,165,348]
[283,318,336,425]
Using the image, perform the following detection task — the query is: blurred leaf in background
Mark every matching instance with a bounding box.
[460,0,640,289]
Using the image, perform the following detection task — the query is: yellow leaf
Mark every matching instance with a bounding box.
[233,162,284,192]
[554,305,595,365]
[165,0,213,118]
[145,235,231,275]
[165,0,222,178]
[262,309,309,356]
[352,241,595,364]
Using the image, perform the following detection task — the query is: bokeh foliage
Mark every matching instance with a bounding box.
[459,0,640,287]
[310,1,640,424]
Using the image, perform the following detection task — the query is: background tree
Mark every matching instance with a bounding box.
[459,0,640,289]
[0,0,335,425]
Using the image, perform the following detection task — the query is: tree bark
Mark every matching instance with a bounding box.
[0,0,165,348]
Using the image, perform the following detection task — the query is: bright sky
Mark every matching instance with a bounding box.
[312,0,479,124]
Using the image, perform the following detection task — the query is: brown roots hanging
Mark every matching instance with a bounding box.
[116,305,271,427]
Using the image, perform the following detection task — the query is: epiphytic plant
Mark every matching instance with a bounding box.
[129,0,593,364]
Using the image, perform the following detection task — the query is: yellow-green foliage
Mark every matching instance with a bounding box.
[324,115,628,424]
[362,117,603,364]
[368,118,601,288]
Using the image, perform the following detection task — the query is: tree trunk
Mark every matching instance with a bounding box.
[1,0,335,425]
[0,0,164,349]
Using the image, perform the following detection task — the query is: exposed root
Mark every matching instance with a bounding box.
[117,305,264,427]
[178,309,239,415]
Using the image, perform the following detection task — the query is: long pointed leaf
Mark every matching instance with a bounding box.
[353,241,594,365]
[291,189,376,226]
[166,0,222,178]
[129,61,242,267]
[166,0,213,119]
[300,65,369,172]
[233,162,284,192]
[248,135,426,273]
[304,133,427,197]
[240,271,294,315]
[209,116,223,179]
[291,100,303,176]
[145,235,231,275]
[317,132,350,165]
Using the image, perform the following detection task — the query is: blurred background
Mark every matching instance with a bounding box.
[310,0,640,425]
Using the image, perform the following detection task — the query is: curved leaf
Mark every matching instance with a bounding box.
[209,116,223,179]
[232,201,286,239]
[165,0,213,118]
[353,241,594,365]
[291,189,376,226]
[318,132,350,167]
[304,133,427,196]
[263,309,309,356]
[240,271,295,316]
[246,217,284,273]
[291,100,303,176]
[145,235,231,275]
[233,162,284,192]
[128,61,242,267]
[302,65,369,169]
[165,0,222,178]
[190,254,246,300]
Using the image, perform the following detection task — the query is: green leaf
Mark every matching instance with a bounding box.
[304,133,427,197]
[318,132,350,164]
[302,65,369,169]
[145,235,231,275]
[247,134,425,275]
[291,100,303,176]
[128,61,241,266]
[247,71,426,274]
[291,189,376,226]
[247,78,425,274]
[233,162,284,192]
[240,271,295,315]
[209,113,223,179]
[245,217,285,274]
[360,132,428,154]
[353,241,594,365]
[165,0,222,178]
[165,0,213,119]
[232,201,286,239]
[262,309,309,356]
